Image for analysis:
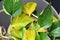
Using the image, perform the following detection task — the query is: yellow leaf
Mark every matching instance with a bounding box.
[11,13,34,30]
[38,28,47,32]
[23,30,36,40]
[23,2,37,15]
[53,16,58,22]
[10,27,26,38]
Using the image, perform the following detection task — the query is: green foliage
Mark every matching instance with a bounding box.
[39,32,50,40]
[35,33,40,40]
[38,4,53,28]
[3,0,60,39]
[50,21,60,37]
[3,0,22,17]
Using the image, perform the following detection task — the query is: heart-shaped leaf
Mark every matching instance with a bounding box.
[23,2,37,15]
[38,4,53,28]
[50,21,60,37]
[10,13,34,30]
[3,0,22,17]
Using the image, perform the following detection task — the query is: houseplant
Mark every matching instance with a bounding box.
[0,0,60,40]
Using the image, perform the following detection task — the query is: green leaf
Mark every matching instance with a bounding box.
[10,13,34,30]
[35,33,40,40]
[29,22,40,31]
[3,0,22,17]
[38,4,53,28]
[34,22,40,31]
[39,32,50,40]
[29,22,35,30]
[50,21,60,37]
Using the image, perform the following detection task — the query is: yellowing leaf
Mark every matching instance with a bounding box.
[10,27,26,38]
[11,13,34,30]
[10,28,20,38]
[23,2,37,15]
[38,28,47,32]
[23,30,36,40]
[53,16,58,22]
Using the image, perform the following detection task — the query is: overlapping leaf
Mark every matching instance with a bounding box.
[50,21,60,37]
[10,13,34,30]
[38,4,53,28]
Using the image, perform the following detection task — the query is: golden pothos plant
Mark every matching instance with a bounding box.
[3,0,60,40]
